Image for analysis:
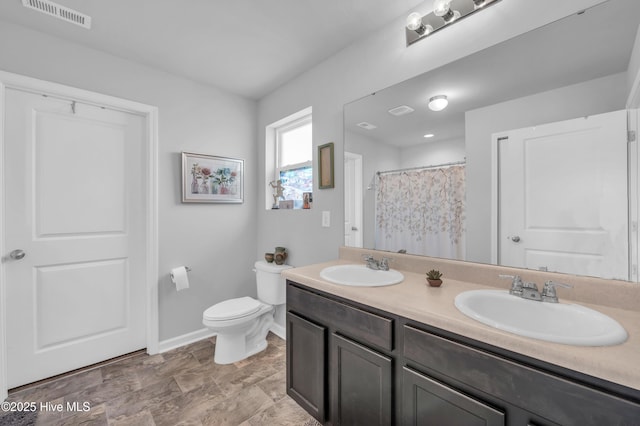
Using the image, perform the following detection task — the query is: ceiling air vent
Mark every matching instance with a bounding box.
[388,105,415,116]
[22,0,92,29]
[357,122,377,130]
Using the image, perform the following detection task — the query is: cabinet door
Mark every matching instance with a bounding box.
[331,333,393,425]
[287,312,327,422]
[402,367,505,426]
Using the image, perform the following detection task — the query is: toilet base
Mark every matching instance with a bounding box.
[213,310,274,364]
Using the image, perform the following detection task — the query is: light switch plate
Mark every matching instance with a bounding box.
[322,211,331,227]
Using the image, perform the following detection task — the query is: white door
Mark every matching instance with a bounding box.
[497,110,629,280]
[344,152,363,247]
[4,89,146,388]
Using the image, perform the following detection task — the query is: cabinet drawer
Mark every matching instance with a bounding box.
[287,282,393,351]
[403,367,504,426]
[403,325,640,425]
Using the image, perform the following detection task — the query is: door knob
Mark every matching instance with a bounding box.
[510,236,521,243]
[9,249,26,260]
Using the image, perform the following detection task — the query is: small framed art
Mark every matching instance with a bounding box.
[182,152,244,203]
[318,142,334,189]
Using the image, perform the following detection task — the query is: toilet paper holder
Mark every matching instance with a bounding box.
[170,266,192,278]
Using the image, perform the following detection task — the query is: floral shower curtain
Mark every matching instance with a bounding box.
[375,164,466,259]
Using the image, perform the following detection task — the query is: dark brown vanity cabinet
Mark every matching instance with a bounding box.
[286,280,640,425]
[402,366,505,425]
[287,281,394,425]
[286,312,327,421]
[403,325,640,425]
[331,333,393,425]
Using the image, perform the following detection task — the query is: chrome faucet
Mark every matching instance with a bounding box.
[521,282,542,301]
[541,280,573,303]
[500,275,572,303]
[499,274,523,296]
[363,254,391,271]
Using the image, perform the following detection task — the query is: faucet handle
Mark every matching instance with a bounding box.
[500,274,523,295]
[379,257,392,270]
[542,281,573,303]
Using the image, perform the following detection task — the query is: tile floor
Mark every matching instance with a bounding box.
[3,333,319,425]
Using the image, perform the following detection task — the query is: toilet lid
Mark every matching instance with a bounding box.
[204,297,262,321]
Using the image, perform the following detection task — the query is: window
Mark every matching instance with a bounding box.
[266,108,313,209]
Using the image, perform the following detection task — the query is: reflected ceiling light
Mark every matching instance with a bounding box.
[428,95,448,111]
[405,0,502,46]
[424,133,435,138]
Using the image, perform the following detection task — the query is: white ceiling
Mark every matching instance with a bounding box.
[0,0,425,99]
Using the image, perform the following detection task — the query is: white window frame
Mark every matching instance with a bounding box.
[275,114,312,179]
[265,107,313,210]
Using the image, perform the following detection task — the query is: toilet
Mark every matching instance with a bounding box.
[202,260,292,364]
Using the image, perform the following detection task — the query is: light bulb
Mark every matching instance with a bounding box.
[433,0,459,23]
[428,95,448,112]
[406,12,423,31]
[433,0,453,17]
[406,12,433,36]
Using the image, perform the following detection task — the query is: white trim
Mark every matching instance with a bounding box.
[490,132,503,265]
[158,328,217,354]
[269,324,286,340]
[0,70,159,399]
[629,109,639,281]
[0,81,7,402]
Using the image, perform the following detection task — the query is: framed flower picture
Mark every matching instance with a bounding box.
[181,152,244,203]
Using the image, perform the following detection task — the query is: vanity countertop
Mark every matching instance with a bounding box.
[282,258,640,392]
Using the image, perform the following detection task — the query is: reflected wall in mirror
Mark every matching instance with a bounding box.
[343,0,640,281]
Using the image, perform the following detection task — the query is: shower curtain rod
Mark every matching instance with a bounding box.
[376,160,466,176]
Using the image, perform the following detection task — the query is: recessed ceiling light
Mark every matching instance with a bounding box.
[424,133,435,138]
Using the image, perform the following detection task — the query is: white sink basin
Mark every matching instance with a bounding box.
[454,290,628,346]
[320,264,404,287]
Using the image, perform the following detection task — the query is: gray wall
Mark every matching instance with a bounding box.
[256,0,608,268]
[345,131,401,249]
[0,21,258,341]
[465,72,628,264]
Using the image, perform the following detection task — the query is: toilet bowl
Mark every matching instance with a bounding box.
[202,261,292,364]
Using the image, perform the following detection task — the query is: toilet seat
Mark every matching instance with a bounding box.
[204,296,262,321]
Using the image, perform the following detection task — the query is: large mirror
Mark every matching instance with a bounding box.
[344,0,640,281]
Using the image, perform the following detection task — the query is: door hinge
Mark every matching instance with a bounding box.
[629,130,636,142]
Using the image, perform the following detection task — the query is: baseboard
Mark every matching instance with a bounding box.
[158,328,217,353]
[270,323,286,340]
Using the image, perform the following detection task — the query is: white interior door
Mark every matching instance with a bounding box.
[344,152,363,247]
[4,89,147,388]
[497,110,629,280]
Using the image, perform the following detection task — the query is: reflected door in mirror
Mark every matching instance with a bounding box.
[497,110,629,280]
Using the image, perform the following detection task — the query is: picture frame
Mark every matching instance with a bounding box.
[181,152,244,203]
[318,142,335,189]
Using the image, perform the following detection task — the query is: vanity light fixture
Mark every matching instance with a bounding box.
[428,95,448,111]
[406,0,501,46]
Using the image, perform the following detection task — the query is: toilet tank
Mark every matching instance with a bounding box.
[255,261,292,305]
